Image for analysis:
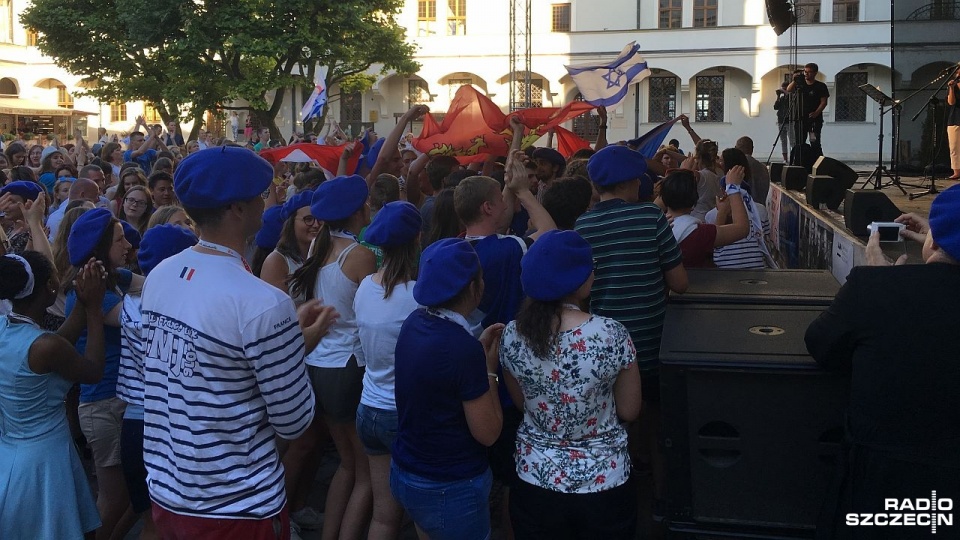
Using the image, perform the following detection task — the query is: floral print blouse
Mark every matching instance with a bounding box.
[500,315,636,494]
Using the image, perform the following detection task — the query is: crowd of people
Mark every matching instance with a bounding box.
[0,94,958,540]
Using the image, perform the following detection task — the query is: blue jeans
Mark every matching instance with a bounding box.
[356,403,398,456]
[390,462,492,540]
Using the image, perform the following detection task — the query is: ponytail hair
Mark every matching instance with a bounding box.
[289,218,348,300]
[514,297,564,359]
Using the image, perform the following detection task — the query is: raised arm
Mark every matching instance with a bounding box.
[594,106,609,151]
[367,105,429,188]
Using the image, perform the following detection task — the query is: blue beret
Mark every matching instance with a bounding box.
[121,221,141,250]
[281,189,314,222]
[311,175,369,222]
[587,146,648,187]
[930,183,960,261]
[364,201,422,247]
[138,224,198,275]
[0,180,43,201]
[413,238,480,307]
[521,230,593,301]
[174,146,273,209]
[533,147,566,171]
[365,138,386,170]
[255,206,285,250]
[67,208,114,267]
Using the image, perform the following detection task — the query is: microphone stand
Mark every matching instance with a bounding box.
[905,65,957,200]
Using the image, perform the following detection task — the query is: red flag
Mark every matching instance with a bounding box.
[259,143,360,178]
[554,126,592,158]
[412,86,595,159]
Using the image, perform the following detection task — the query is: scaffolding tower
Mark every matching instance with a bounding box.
[508,0,532,111]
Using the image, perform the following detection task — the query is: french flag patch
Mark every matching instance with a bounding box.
[179,267,196,281]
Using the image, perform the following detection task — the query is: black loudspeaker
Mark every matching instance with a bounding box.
[782,166,807,191]
[766,0,795,35]
[806,175,840,209]
[843,189,901,237]
[812,156,859,186]
[770,162,785,184]
[661,303,847,535]
[790,143,821,173]
[672,268,839,307]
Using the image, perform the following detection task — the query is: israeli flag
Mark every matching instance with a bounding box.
[301,66,328,123]
[565,42,651,108]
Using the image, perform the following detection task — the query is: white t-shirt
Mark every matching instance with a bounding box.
[354,277,419,411]
[140,248,314,519]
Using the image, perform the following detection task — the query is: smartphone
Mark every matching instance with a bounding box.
[867,222,904,242]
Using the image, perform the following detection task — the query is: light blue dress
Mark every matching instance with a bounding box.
[0,315,101,539]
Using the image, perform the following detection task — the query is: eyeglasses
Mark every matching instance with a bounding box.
[124,198,148,207]
[301,215,318,226]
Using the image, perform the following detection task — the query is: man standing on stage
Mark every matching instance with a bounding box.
[947,71,960,179]
[786,63,829,157]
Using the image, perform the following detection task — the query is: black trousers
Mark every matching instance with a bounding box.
[509,475,638,540]
[794,115,824,156]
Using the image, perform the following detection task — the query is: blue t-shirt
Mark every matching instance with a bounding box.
[123,149,157,173]
[392,309,489,481]
[64,269,132,403]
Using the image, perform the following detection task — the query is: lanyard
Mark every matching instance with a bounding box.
[427,307,473,335]
[197,240,252,273]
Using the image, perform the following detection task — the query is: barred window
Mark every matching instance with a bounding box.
[408,80,431,105]
[693,0,717,27]
[448,0,466,35]
[659,0,682,28]
[110,102,127,123]
[835,72,867,122]
[795,0,820,23]
[512,78,543,110]
[552,3,571,32]
[695,75,724,122]
[572,93,599,142]
[832,0,858,22]
[340,91,362,125]
[418,0,437,36]
[648,76,678,123]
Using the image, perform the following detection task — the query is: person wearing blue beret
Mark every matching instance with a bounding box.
[138,146,335,538]
[1,180,48,256]
[577,144,688,508]
[259,189,317,306]
[392,238,506,540]
[249,205,285,277]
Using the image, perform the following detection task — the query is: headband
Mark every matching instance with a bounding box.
[4,254,35,299]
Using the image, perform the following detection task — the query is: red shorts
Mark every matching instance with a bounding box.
[152,503,290,540]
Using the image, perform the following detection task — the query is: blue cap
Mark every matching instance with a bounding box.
[365,138,386,170]
[930,183,960,261]
[587,145,648,187]
[532,147,566,174]
[281,189,314,222]
[138,224,198,275]
[364,201,422,247]
[121,221,141,250]
[67,208,114,266]
[255,205,285,250]
[174,146,274,208]
[413,238,480,306]
[521,230,593,301]
[311,175,369,222]
[0,180,43,201]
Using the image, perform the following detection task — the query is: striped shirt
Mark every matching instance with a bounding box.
[575,199,682,371]
[117,294,145,416]
[140,249,315,519]
[706,204,771,269]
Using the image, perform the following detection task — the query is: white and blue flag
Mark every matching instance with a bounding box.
[565,42,651,108]
[301,66,328,123]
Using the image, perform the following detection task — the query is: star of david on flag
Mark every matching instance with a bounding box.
[565,42,652,108]
[301,66,328,124]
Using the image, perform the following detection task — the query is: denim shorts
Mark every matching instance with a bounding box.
[390,462,492,540]
[356,403,398,456]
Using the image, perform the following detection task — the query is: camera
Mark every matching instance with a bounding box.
[867,222,905,242]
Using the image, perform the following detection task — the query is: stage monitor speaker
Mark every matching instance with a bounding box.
[790,143,821,173]
[770,162,785,184]
[806,175,848,210]
[782,166,807,191]
[671,268,839,307]
[843,190,901,237]
[766,0,794,35]
[813,156,859,186]
[660,303,847,533]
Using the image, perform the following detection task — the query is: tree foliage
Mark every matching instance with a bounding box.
[22,0,419,138]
